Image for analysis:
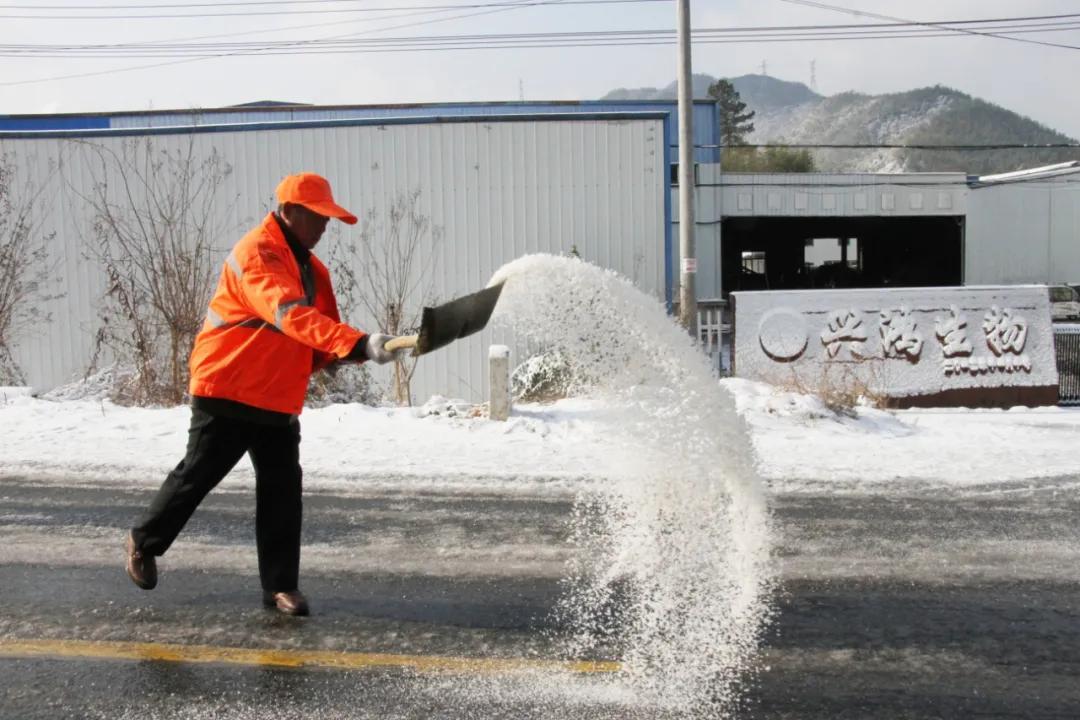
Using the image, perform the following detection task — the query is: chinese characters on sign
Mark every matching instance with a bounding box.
[934,305,973,358]
[879,306,923,360]
[983,306,1028,355]
[933,305,1031,375]
[800,304,1033,375]
[736,287,1055,407]
[820,308,867,359]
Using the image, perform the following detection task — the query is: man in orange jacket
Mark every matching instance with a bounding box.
[124,172,404,616]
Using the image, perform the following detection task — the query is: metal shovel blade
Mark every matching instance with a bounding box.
[412,281,505,357]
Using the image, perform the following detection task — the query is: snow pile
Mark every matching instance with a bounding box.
[511,350,574,402]
[6,375,1076,495]
[724,377,1080,490]
[413,394,483,419]
[0,393,622,494]
[0,386,34,403]
[490,255,775,714]
[41,366,129,402]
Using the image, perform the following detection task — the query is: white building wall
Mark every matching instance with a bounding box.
[718,171,968,218]
[967,178,1080,285]
[671,167,969,300]
[1,116,666,403]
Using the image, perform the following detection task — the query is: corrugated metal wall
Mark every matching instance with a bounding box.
[68,100,718,163]
[1,115,667,403]
[967,178,1080,285]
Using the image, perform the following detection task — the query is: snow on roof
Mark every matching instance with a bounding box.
[972,161,1080,186]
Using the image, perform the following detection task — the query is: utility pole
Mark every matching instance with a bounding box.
[676,0,697,336]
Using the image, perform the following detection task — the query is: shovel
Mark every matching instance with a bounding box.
[384,282,505,357]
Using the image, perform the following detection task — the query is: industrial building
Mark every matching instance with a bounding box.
[3,101,1078,402]
[695,162,1080,300]
[1,110,670,402]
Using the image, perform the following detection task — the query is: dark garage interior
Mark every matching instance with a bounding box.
[721,216,964,297]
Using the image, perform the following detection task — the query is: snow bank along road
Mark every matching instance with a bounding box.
[0,470,1078,719]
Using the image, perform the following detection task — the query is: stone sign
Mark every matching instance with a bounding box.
[731,286,1058,407]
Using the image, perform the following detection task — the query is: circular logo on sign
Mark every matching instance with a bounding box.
[758,308,808,362]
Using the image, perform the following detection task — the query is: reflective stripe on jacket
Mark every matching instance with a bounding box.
[188,213,365,415]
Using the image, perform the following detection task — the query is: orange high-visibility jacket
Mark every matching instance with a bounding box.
[189,213,365,415]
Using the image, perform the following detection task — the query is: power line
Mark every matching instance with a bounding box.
[68,0,494,49]
[1,0,538,6]
[7,8,1080,85]
[0,0,565,86]
[777,0,1080,52]
[6,28,1080,58]
[7,17,1080,57]
[0,0,661,20]
[10,15,1080,51]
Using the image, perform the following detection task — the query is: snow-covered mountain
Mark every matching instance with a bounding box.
[602,75,1080,174]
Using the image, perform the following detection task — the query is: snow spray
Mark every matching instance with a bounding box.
[488,254,776,716]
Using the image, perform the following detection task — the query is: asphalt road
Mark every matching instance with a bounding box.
[0,474,1078,719]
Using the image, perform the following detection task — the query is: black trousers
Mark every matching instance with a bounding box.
[131,408,303,593]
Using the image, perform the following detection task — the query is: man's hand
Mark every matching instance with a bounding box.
[364,333,409,364]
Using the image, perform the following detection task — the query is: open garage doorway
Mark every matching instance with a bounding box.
[721,216,964,297]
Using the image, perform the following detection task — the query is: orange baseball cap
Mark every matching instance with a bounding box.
[275,172,358,225]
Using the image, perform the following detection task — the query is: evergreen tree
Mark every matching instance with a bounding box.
[708,78,755,146]
[722,146,816,173]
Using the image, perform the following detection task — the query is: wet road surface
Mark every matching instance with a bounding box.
[0,475,1078,718]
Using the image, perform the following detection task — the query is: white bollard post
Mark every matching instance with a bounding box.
[489,345,511,421]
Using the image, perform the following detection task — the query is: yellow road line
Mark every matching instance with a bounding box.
[0,638,620,675]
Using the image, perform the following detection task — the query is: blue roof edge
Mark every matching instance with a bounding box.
[0,110,672,140]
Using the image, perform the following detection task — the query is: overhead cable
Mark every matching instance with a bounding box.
[0,0,562,85]
[777,0,1080,52]
[6,17,1080,56]
[0,0,662,20]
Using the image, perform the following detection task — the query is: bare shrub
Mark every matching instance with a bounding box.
[326,189,440,406]
[71,137,236,406]
[0,154,59,385]
[785,359,891,416]
[512,350,575,402]
[306,232,378,407]
[306,363,380,408]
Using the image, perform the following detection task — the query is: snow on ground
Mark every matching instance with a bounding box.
[725,378,1080,492]
[0,390,623,495]
[1,379,1078,495]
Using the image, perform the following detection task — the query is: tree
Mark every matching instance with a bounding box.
[708,78,755,146]
[0,154,58,384]
[73,137,236,405]
[327,190,440,406]
[710,78,806,171]
[722,145,817,173]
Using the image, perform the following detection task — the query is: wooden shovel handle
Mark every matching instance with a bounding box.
[385,335,419,352]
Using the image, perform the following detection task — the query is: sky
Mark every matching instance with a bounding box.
[3,0,1080,139]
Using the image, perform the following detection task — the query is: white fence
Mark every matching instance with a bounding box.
[697,301,731,375]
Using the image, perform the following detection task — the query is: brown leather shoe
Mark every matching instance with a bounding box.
[125,531,157,590]
[262,590,309,616]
